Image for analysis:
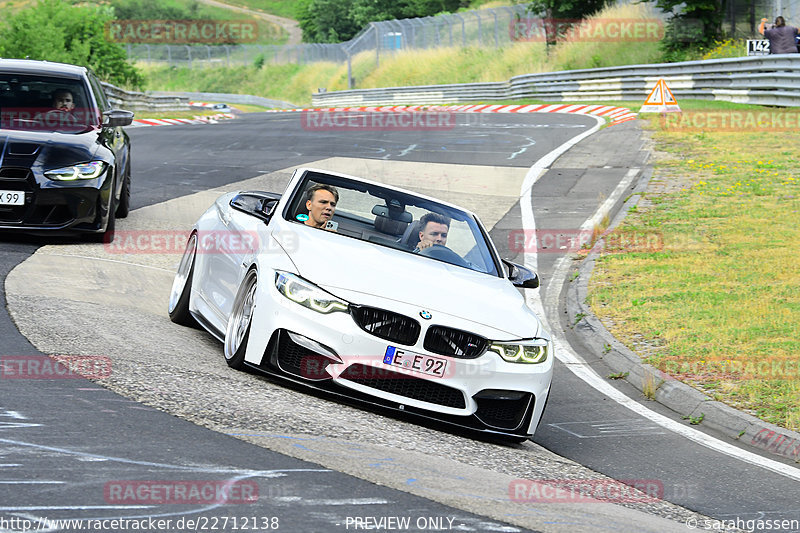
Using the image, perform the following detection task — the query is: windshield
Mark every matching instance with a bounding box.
[0,74,97,133]
[285,171,501,277]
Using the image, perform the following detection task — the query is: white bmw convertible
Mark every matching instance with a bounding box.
[168,168,553,441]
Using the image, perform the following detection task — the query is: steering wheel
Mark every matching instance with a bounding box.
[417,244,470,268]
[44,108,79,127]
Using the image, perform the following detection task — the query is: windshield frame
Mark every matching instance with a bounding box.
[282,170,503,278]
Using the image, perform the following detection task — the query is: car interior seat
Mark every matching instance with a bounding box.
[372,201,411,237]
[400,220,422,250]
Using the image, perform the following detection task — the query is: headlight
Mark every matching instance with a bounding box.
[44,161,106,181]
[489,339,549,364]
[275,272,348,314]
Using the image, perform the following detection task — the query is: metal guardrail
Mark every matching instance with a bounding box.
[102,82,190,112]
[311,55,800,108]
[102,84,296,113]
[147,91,297,109]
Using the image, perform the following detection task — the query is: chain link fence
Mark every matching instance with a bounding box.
[124,0,797,68]
[126,4,534,67]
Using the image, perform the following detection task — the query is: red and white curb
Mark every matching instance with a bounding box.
[130,113,235,128]
[267,103,637,127]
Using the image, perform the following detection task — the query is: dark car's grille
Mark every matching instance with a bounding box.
[0,168,33,182]
[424,326,487,359]
[0,167,35,223]
[340,364,466,409]
[474,392,533,431]
[350,305,420,346]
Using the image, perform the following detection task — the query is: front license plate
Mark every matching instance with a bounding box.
[383,346,447,378]
[0,190,24,206]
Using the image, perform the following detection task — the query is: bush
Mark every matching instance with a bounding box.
[0,0,144,88]
[701,39,748,60]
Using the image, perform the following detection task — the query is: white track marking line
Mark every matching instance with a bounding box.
[521,118,800,482]
[36,253,176,273]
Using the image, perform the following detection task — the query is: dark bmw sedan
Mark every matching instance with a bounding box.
[0,59,133,240]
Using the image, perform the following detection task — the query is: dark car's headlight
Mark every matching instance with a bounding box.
[275,272,348,314]
[489,339,550,364]
[44,161,107,181]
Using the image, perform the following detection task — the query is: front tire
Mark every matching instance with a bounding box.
[224,269,257,370]
[116,165,131,218]
[168,233,197,326]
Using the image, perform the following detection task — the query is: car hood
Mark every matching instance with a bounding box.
[0,129,103,171]
[274,224,541,339]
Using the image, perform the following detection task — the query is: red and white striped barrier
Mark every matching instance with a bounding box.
[266,103,637,127]
[131,113,235,128]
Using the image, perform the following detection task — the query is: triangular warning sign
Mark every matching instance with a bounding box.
[639,79,681,113]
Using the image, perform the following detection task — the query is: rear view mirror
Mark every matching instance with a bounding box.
[371,204,412,223]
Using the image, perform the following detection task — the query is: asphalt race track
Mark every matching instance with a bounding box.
[1,111,798,532]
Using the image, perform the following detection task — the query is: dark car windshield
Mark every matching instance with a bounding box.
[0,74,98,133]
[285,171,502,277]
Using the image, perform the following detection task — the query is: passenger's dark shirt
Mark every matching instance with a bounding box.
[764,25,800,54]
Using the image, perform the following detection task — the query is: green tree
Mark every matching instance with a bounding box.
[300,0,469,43]
[109,0,203,20]
[654,0,724,58]
[299,0,360,43]
[402,0,467,18]
[525,0,612,45]
[0,0,143,88]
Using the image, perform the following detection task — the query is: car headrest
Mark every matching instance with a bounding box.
[374,214,408,236]
[371,204,412,223]
[401,220,422,250]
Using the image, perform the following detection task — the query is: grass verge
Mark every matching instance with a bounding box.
[588,108,800,431]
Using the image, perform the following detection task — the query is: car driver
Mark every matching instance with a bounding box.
[416,212,450,251]
[304,183,338,231]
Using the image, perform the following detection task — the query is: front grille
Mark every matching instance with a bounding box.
[0,167,33,182]
[0,168,35,224]
[350,305,420,346]
[424,326,487,358]
[339,363,466,409]
[276,331,332,381]
[474,392,533,431]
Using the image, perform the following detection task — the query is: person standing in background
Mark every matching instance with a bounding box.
[758,16,799,54]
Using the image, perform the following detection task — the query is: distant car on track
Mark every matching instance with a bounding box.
[168,168,553,441]
[212,103,232,113]
[0,59,134,240]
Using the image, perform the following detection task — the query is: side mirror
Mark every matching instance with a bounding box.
[103,109,134,127]
[502,259,539,289]
[230,191,282,224]
[261,198,279,218]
